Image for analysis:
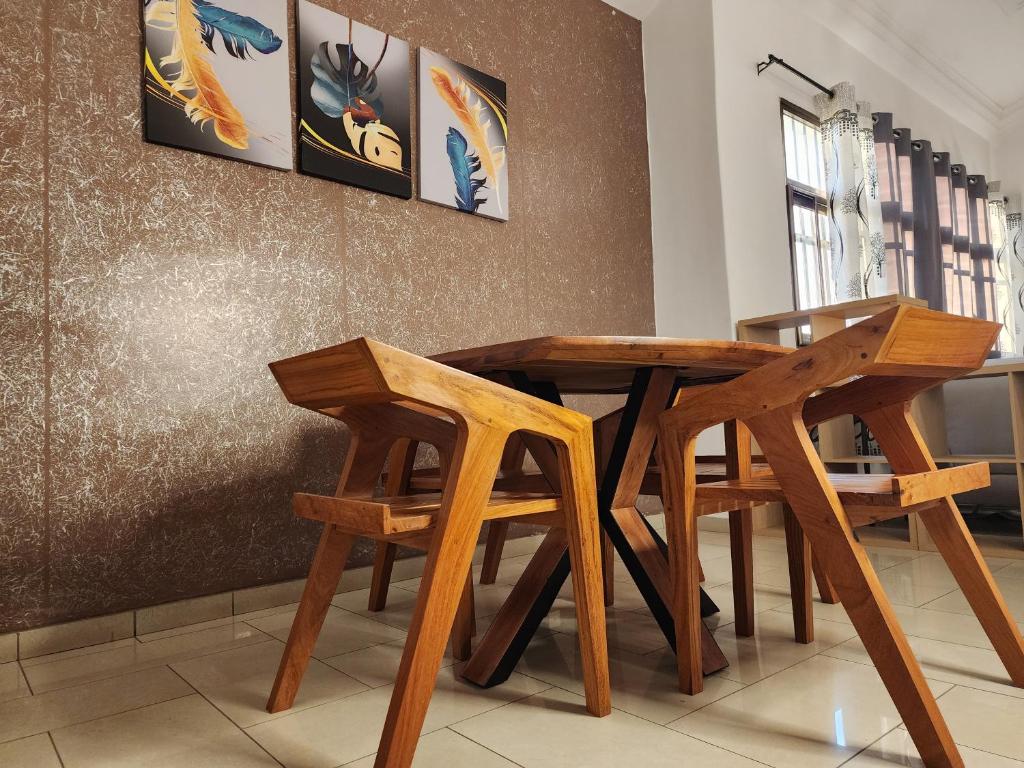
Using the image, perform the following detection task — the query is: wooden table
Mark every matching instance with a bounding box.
[432,336,791,686]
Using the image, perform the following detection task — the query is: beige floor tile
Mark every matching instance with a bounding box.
[923,578,1024,617]
[342,726,518,767]
[0,734,62,768]
[452,684,764,767]
[705,609,858,686]
[22,622,269,693]
[0,666,192,743]
[171,639,368,727]
[325,639,455,689]
[878,554,962,589]
[668,655,951,768]
[773,599,1018,652]
[20,637,137,666]
[936,685,1024,760]
[823,633,1024,699]
[18,612,135,659]
[332,586,422,630]
[997,561,1024,581]
[694,554,736,588]
[845,724,1024,767]
[772,597,852,624]
[701,581,796,630]
[135,593,233,635]
[544,604,670,655]
[875,569,960,608]
[864,546,927,571]
[51,693,279,767]
[516,631,744,724]
[247,666,549,768]
[0,662,31,703]
[246,605,406,658]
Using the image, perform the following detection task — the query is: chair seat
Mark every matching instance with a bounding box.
[696,462,990,523]
[405,461,774,496]
[295,491,563,537]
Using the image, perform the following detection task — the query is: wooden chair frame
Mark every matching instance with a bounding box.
[657,306,1024,768]
[266,338,611,768]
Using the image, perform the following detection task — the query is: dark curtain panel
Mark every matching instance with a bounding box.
[894,128,916,295]
[910,138,943,309]
[873,113,907,295]
[934,153,973,316]
[950,164,975,317]
[967,175,997,325]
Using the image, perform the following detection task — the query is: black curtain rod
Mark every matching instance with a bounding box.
[756,54,835,98]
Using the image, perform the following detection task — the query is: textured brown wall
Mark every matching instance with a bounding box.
[0,0,653,633]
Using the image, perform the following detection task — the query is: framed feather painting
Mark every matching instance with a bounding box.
[295,0,412,199]
[418,49,508,221]
[142,0,292,170]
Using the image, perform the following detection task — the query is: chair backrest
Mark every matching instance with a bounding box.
[663,307,1000,436]
[270,337,590,440]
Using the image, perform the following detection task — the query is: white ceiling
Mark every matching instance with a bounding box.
[802,0,1024,135]
[601,0,1024,136]
[600,0,659,20]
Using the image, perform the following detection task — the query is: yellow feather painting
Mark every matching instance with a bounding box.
[142,0,292,169]
[418,49,508,221]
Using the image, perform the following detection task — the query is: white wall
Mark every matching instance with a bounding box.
[642,0,732,340]
[642,0,997,332]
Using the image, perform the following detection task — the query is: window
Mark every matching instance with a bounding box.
[780,103,829,313]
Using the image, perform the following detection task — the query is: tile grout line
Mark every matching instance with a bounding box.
[165,666,287,768]
[45,731,66,768]
[21,630,278,696]
[448,727,529,768]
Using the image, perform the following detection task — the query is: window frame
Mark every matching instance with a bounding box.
[779,100,829,317]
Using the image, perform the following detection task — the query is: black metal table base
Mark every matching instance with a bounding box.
[477,367,720,687]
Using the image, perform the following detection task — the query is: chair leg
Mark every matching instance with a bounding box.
[812,554,841,604]
[750,405,962,768]
[451,570,476,660]
[480,520,508,585]
[557,431,612,717]
[601,529,615,606]
[268,525,354,713]
[368,542,398,611]
[658,430,704,695]
[782,505,813,643]
[729,508,755,637]
[375,427,506,768]
[864,403,1024,687]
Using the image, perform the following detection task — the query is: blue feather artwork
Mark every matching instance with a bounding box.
[445,127,486,213]
[193,0,283,58]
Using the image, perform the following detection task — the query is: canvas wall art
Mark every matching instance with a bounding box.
[142,0,292,170]
[296,0,412,198]
[418,48,508,221]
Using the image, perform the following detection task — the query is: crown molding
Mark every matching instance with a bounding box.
[840,0,1006,137]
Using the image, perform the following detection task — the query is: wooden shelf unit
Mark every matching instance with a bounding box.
[736,295,1024,556]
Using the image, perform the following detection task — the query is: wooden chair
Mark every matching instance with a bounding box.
[266,338,611,768]
[658,306,1024,768]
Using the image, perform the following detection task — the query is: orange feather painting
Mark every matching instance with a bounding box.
[418,48,508,221]
[142,0,292,169]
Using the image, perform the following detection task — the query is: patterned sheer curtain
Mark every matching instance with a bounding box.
[807,81,1021,357]
[814,83,887,302]
[1008,212,1024,356]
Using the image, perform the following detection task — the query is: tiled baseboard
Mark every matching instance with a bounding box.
[3,530,546,662]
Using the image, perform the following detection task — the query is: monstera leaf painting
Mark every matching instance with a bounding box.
[296,0,412,199]
[142,0,292,169]
[418,48,508,221]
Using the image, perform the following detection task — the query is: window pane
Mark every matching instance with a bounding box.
[782,110,825,194]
